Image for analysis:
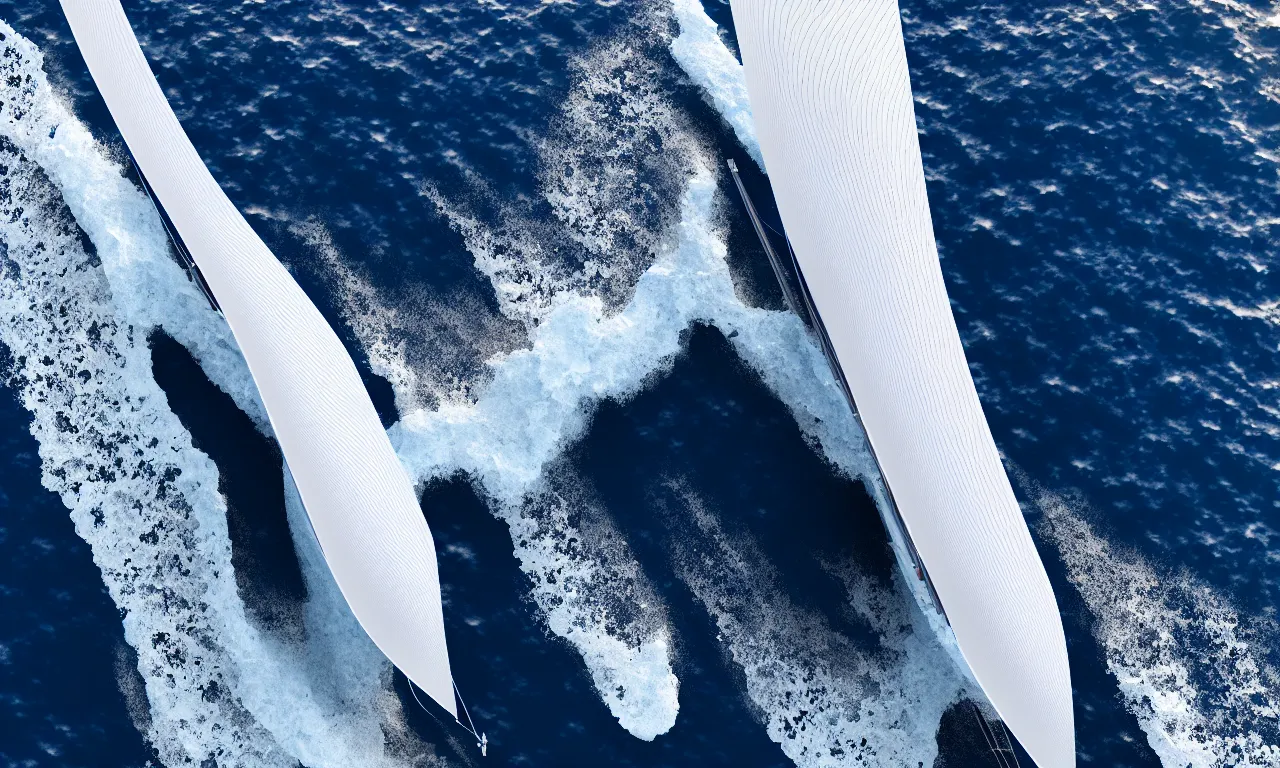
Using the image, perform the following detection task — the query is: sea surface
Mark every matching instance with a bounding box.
[0,0,1276,766]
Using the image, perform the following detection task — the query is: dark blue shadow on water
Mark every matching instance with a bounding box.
[149,329,308,631]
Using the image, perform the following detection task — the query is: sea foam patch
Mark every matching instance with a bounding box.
[671,490,970,767]
[669,0,764,170]
[291,216,520,413]
[1038,490,1280,767]
[380,36,713,741]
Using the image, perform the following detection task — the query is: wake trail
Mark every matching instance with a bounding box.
[669,488,970,768]
[0,130,291,768]
[669,0,764,170]
[0,22,451,768]
[1037,490,1280,767]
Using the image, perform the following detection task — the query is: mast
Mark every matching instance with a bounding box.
[725,159,803,317]
[127,154,221,313]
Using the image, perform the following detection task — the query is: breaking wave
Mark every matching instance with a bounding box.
[0,22,445,768]
[1037,489,1280,767]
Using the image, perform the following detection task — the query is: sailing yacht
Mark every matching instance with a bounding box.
[726,2,1076,767]
[58,0,459,722]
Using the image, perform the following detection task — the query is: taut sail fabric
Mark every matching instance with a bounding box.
[727,1,1075,766]
[59,0,456,716]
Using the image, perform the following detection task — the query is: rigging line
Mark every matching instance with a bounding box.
[453,679,480,741]
[725,158,804,318]
[760,216,787,240]
[407,679,480,744]
[969,701,1020,768]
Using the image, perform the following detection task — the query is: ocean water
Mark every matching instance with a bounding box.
[0,0,1276,766]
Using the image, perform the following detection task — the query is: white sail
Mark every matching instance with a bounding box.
[727,2,1075,766]
[59,0,457,716]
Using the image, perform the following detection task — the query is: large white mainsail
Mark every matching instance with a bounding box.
[727,1,1075,766]
[59,0,457,716]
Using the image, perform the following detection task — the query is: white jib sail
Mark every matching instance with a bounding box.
[727,1,1075,766]
[59,0,457,716]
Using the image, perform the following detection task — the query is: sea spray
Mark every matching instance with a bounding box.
[0,23,267,429]
[669,0,764,170]
[1037,489,1280,767]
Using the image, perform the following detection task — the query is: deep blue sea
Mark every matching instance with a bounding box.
[0,0,1276,766]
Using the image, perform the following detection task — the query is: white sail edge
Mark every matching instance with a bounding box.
[726,2,1076,767]
[57,0,457,717]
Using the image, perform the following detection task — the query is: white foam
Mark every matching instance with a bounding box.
[1037,490,1280,767]
[0,25,267,429]
[398,144,978,747]
[0,23,447,768]
[380,39,716,740]
[672,490,970,767]
[295,215,522,413]
[539,38,699,312]
[669,0,764,171]
[386,228,688,737]
[499,481,679,742]
[0,118,290,768]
